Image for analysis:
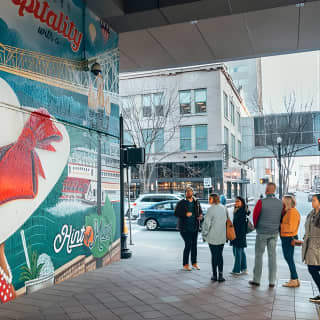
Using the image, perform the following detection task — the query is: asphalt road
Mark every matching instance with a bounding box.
[126,191,314,282]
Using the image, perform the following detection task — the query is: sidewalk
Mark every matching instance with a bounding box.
[0,232,319,320]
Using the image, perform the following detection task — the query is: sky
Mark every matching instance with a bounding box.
[261,51,320,113]
[261,51,320,180]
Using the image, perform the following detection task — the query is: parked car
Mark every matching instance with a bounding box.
[137,199,207,231]
[132,193,183,219]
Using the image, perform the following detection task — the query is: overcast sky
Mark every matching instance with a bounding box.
[261,51,320,174]
[261,51,320,113]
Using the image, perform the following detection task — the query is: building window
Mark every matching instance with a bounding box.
[195,89,207,113]
[195,125,208,151]
[231,134,236,158]
[142,129,152,153]
[153,92,164,116]
[238,140,242,159]
[230,101,235,125]
[237,112,241,131]
[223,92,228,119]
[224,126,229,146]
[180,126,192,151]
[180,90,191,114]
[154,128,164,153]
[142,95,152,117]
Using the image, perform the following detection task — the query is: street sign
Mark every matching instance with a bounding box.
[203,177,212,188]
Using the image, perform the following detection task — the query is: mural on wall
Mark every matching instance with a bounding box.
[0,0,120,303]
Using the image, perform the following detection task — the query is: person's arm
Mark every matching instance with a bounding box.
[202,209,212,238]
[253,200,262,227]
[174,201,185,218]
[282,211,300,236]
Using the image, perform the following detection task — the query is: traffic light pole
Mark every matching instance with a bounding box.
[120,114,132,259]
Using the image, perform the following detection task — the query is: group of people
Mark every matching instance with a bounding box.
[174,183,320,304]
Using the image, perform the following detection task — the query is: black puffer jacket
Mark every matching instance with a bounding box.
[231,207,249,248]
[174,198,203,232]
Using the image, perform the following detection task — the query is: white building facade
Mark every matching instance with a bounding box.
[120,64,255,199]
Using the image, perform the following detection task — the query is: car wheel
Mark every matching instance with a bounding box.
[146,219,158,231]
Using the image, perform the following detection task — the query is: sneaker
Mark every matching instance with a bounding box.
[192,264,200,270]
[269,284,275,288]
[309,295,320,303]
[230,272,241,276]
[249,280,260,287]
[241,270,249,275]
[182,264,192,271]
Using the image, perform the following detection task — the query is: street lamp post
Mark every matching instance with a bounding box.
[277,136,282,199]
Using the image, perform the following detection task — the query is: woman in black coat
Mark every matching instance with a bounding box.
[230,196,250,275]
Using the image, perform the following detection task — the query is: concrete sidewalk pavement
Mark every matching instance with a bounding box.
[0,229,319,320]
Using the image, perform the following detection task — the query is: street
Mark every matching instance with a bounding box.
[127,191,315,283]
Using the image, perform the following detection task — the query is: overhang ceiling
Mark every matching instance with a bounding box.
[86,0,320,72]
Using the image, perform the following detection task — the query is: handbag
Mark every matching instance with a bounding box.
[246,219,255,234]
[225,209,236,241]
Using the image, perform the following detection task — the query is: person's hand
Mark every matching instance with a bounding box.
[197,214,203,221]
[186,212,192,217]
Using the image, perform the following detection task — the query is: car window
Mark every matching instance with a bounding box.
[140,196,154,202]
[155,203,172,210]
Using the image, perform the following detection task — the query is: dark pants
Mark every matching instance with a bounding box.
[281,236,298,280]
[232,246,247,273]
[180,232,198,266]
[308,265,320,292]
[209,244,224,276]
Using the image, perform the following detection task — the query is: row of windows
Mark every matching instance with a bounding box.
[102,171,120,178]
[224,126,241,159]
[179,89,207,114]
[223,91,241,131]
[137,124,208,154]
[180,125,208,151]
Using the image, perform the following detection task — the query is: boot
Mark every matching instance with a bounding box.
[211,272,217,282]
[218,272,225,282]
[282,279,300,288]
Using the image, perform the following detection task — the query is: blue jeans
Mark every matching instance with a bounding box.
[232,246,247,273]
[281,236,298,280]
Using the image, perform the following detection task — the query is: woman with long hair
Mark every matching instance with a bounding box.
[280,195,300,288]
[230,196,250,275]
[303,194,320,303]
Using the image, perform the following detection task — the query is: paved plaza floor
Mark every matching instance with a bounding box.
[0,226,319,320]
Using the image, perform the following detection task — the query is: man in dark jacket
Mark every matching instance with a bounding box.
[174,186,203,271]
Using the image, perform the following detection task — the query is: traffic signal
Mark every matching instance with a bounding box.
[318,138,320,151]
[260,178,269,184]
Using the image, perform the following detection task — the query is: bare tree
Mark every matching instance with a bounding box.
[121,85,183,192]
[264,93,313,193]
